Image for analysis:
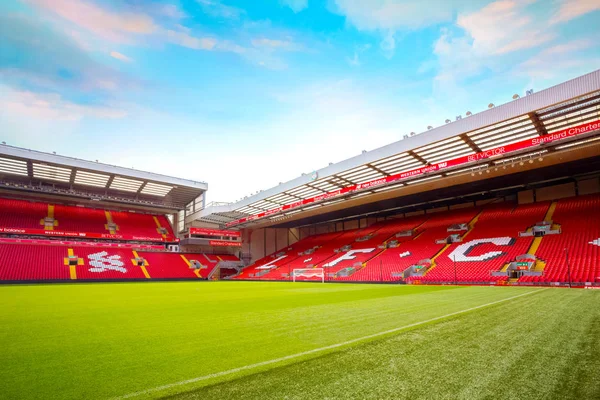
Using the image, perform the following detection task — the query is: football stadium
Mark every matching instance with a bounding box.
[2,69,600,399]
[2,0,600,397]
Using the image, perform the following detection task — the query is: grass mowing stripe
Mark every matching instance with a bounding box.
[114,288,546,399]
[183,288,599,400]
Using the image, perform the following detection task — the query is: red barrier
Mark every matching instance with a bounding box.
[209,240,242,247]
[190,227,241,237]
[0,237,165,250]
[0,227,177,242]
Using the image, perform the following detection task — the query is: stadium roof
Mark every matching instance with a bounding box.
[0,145,207,211]
[196,69,600,228]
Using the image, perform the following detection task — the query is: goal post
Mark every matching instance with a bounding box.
[292,268,325,283]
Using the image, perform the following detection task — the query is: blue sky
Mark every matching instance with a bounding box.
[1,0,599,203]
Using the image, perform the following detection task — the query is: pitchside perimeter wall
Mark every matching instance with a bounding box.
[241,178,600,264]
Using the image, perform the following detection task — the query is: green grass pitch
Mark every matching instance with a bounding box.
[1,282,599,399]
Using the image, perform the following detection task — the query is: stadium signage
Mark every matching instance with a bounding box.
[314,190,343,201]
[208,240,242,247]
[226,119,600,227]
[189,227,241,237]
[467,147,506,162]
[0,227,176,242]
[357,178,388,190]
[0,237,165,249]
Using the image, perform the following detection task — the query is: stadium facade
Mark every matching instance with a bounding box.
[1,69,600,284]
[198,70,600,269]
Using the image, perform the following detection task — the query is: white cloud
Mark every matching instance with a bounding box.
[456,0,554,55]
[346,44,372,67]
[0,86,127,121]
[251,38,296,50]
[25,0,156,44]
[165,29,218,50]
[525,39,594,60]
[433,29,482,84]
[551,0,600,24]
[197,0,245,19]
[380,30,396,58]
[25,0,303,71]
[281,0,309,13]
[333,0,459,30]
[110,51,133,63]
[26,0,224,53]
[158,4,188,19]
[517,39,600,80]
[332,0,467,57]
[347,52,360,66]
[431,0,557,91]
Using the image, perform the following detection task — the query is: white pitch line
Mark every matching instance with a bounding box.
[114,288,546,399]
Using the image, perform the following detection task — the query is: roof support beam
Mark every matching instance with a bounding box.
[266,199,286,206]
[332,175,356,186]
[529,112,548,136]
[137,181,147,195]
[305,183,326,193]
[460,134,482,153]
[105,175,115,192]
[26,161,33,182]
[407,151,428,165]
[69,169,77,186]
[326,180,346,189]
[366,164,390,176]
[283,191,304,200]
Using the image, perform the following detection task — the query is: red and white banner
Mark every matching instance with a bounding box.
[209,240,242,247]
[0,227,177,242]
[227,119,600,227]
[190,227,241,237]
[0,237,165,250]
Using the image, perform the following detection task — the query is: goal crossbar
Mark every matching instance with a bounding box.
[292,268,325,283]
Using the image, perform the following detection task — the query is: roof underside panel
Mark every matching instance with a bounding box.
[0,146,206,210]
[219,76,600,225]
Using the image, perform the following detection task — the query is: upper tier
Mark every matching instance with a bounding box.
[0,198,175,242]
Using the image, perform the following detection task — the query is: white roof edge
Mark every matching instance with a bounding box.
[198,203,232,218]
[209,69,600,215]
[0,145,208,190]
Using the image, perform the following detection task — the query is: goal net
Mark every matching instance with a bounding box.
[292,268,325,282]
